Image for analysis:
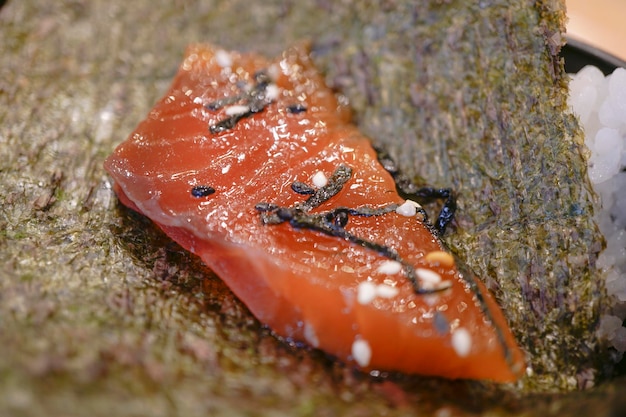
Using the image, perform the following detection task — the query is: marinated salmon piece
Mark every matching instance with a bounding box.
[105,44,525,382]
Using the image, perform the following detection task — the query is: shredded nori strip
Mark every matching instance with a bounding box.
[256,163,517,371]
[206,70,275,134]
[256,164,441,295]
[376,147,456,235]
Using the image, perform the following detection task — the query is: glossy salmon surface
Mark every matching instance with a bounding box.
[105,44,525,382]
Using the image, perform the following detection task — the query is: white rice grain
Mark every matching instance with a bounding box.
[569,66,626,355]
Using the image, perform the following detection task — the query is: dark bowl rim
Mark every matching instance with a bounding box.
[563,37,626,75]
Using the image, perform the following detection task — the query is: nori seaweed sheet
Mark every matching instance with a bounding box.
[310,0,611,392]
[1,0,623,416]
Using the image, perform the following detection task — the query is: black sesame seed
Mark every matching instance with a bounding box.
[433,311,450,335]
[286,103,307,114]
[333,211,349,228]
[191,185,215,198]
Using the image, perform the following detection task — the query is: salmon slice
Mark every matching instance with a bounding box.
[105,43,525,382]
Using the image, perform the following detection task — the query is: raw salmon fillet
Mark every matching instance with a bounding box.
[105,44,525,382]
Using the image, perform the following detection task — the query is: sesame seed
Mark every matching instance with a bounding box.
[303,322,319,348]
[357,281,377,305]
[376,260,402,275]
[424,251,455,267]
[415,268,442,284]
[224,104,250,116]
[395,200,421,217]
[312,171,328,188]
[265,84,280,101]
[286,103,307,114]
[214,50,233,68]
[375,284,399,299]
[433,311,450,334]
[437,281,453,290]
[191,185,215,198]
[351,338,372,367]
[451,328,472,357]
[267,64,280,80]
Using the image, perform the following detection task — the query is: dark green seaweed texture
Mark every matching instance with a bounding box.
[311,0,611,392]
[1,1,623,416]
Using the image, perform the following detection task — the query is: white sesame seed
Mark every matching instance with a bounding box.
[224,104,250,116]
[437,281,453,290]
[214,50,233,68]
[351,338,372,367]
[267,64,281,80]
[396,200,421,217]
[451,328,472,357]
[375,284,399,299]
[376,260,402,275]
[265,84,280,101]
[424,250,455,267]
[303,322,319,348]
[357,281,377,305]
[416,268,442,284]
[312,171,328,188]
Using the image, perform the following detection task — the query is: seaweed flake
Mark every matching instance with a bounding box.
[375,147,456,235]
[255,164,442,295]
[254,165,517,368]
[206,69,275,134]
[291,181,315,195]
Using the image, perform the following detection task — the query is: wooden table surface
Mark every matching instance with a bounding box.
[567,0,626,63]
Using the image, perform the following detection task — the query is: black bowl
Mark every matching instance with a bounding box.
[562,38,626,75]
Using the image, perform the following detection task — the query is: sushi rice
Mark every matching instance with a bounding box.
[568,66,626,355]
